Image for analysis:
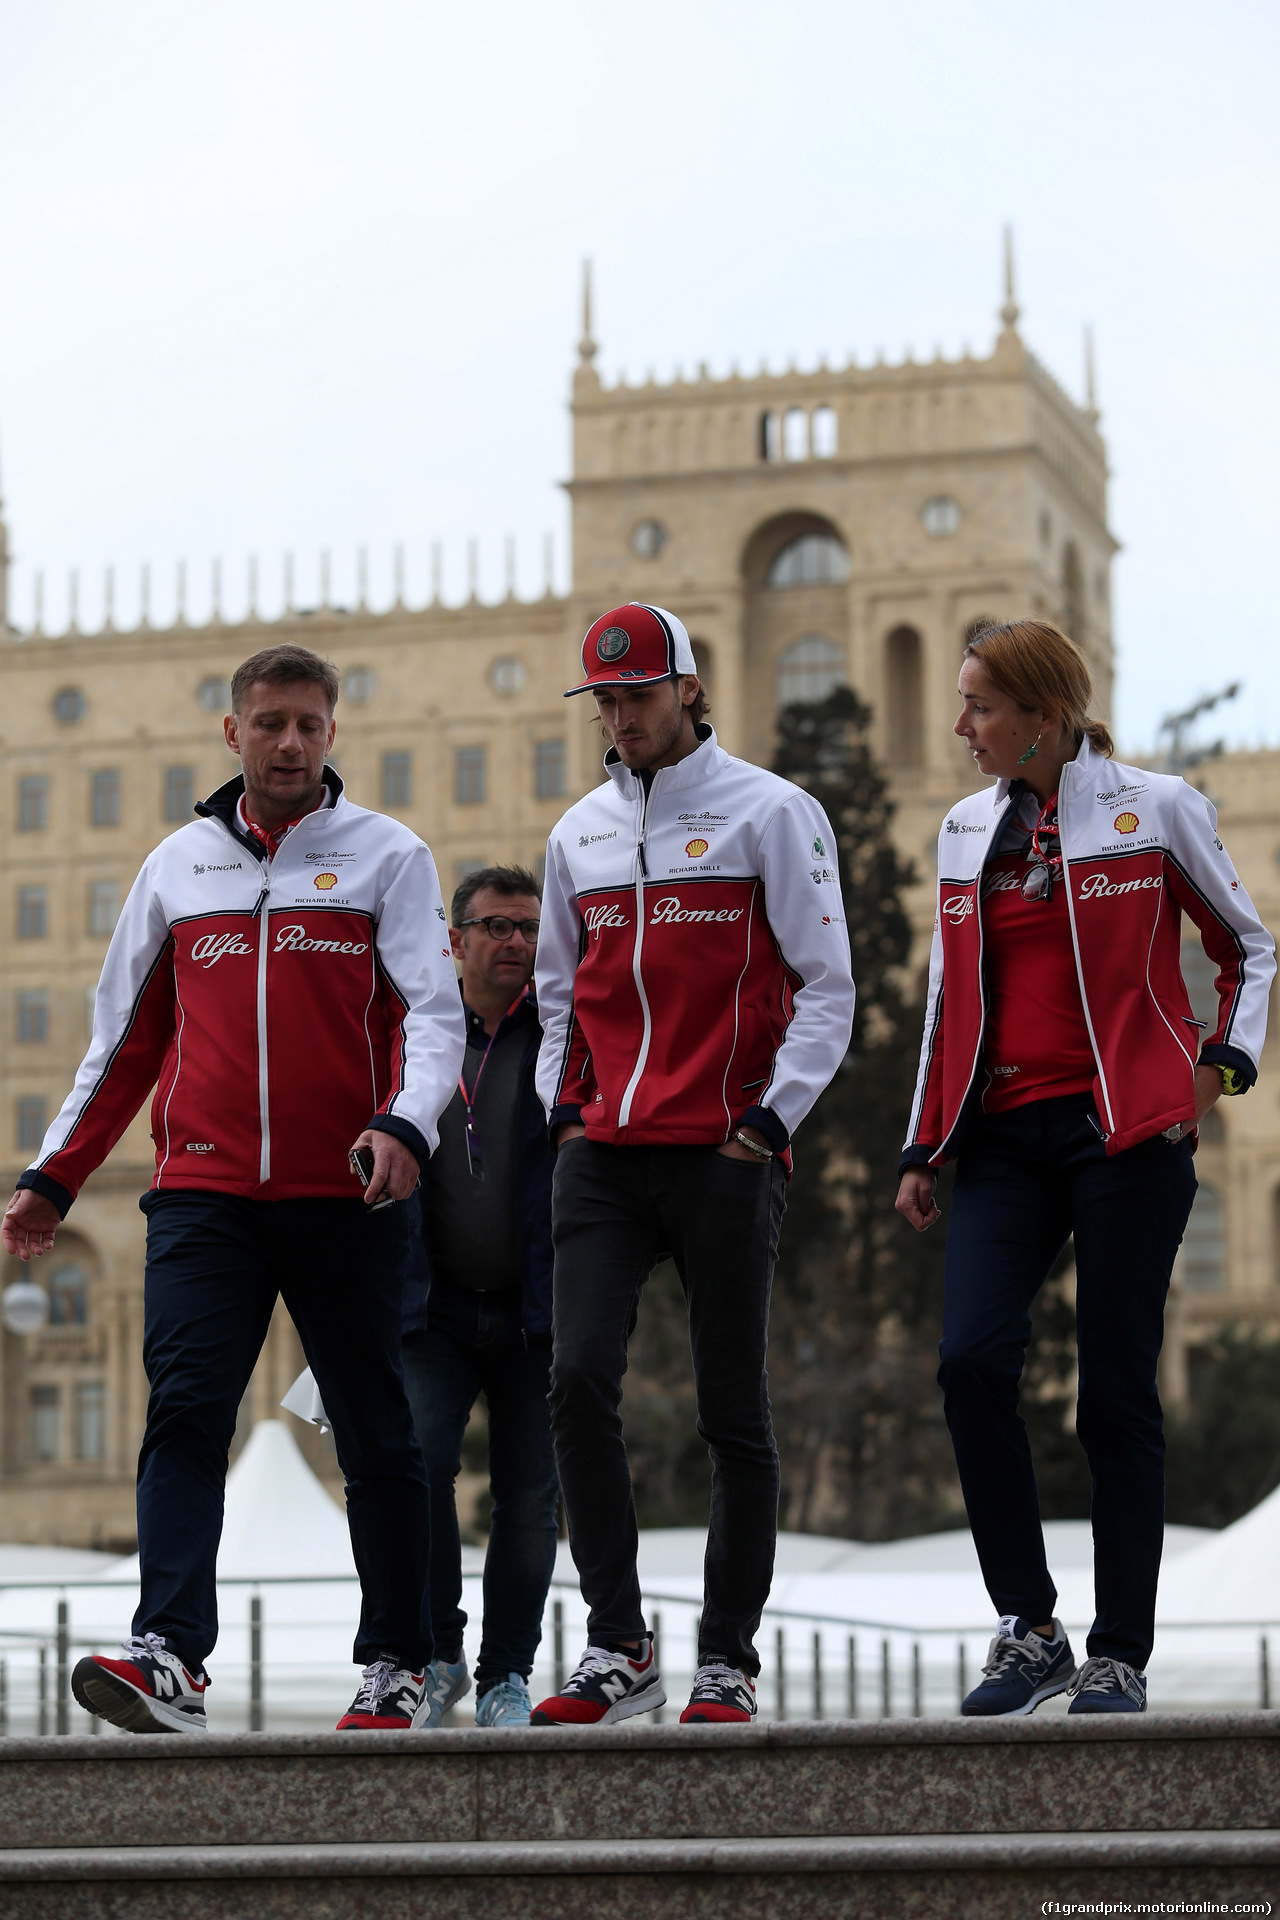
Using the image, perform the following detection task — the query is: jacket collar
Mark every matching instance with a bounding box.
[603,723,725,800]
[462,983,538,1047]
[196,765,345,859]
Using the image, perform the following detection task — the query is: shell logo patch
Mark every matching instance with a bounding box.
[313,872,338,890]
[1113,812,1140,835]
[685,838,709,857]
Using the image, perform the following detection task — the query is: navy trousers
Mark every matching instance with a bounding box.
[401,1281,559,1686]
[938,1094,1197,1669]
[135,1193,431,1675]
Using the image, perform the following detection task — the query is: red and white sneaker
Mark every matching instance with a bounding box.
[679,1659,758,1724]
[336,1658,431,1730]
[72,1634,209,1734]
[531,1638,665,1726]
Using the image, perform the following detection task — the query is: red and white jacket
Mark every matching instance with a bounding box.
[19,770,465,1215]
[534,728,856,1153]
[901,740,1276,1166]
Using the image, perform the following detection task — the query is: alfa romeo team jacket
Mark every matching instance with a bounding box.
[19,770,466,1215]
[534,726,856,1153]
[901,739,1276,1167]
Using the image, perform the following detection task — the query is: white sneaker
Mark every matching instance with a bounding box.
[421,1656,471,1728]
[531,1638,666,1726]
[336,1657,432,1730]
[72,1634,209,1735]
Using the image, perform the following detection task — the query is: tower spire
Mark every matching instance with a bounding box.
[578,258,597,365]
[1000,224,1020,331]
[1084,324,1099,421]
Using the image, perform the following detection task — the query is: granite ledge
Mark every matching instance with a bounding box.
[0,1712,1277,1764]
[0,1831,1276,1881]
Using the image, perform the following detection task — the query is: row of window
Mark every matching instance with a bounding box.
[16,769,196,832]
[16,884,120,941]
[29,1382,104,1464]
[11,742,569,829]
[760,407,839,464]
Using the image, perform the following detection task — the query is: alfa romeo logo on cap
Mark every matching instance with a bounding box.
[596,627,631,662]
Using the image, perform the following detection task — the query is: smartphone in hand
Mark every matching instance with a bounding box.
[348,1144,396,1211]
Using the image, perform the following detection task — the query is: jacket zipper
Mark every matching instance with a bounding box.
[1058,776,1115,1137]
[255,887,271,1182]
[617,775,654,1127]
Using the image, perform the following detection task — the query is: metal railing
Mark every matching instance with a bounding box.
[0,1570,1270,1735]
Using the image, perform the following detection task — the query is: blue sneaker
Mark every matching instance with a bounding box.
[961,1616,1076,1717]
[474,1673,533,1727]
[1067,1657,1147,1714]
[421,1657,470,1729]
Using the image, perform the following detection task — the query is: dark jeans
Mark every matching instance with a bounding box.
[938,1094,1197,1669]
[401,1281,559,1686]
[550,1139,786,1677]
[136,1193,430,1675]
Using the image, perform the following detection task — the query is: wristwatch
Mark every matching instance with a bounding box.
[733,1130,774,1161]
[1217,1065,1245,1097]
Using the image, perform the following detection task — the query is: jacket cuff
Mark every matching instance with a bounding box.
[366,1115,428,1164]
[549,1103,584,1143]
[741,1105,790,1152]
[16,1169,74,1220]
[897,1144,937,1177]
[1198,1044,1257,1092]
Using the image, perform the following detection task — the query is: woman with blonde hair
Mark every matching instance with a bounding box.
[897,619,1274,1714]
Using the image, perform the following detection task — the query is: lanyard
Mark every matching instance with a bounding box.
[461,987,530,1179]
[1021,791,1061,902]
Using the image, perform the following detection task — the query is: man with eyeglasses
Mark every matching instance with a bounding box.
[400,865,560,1728]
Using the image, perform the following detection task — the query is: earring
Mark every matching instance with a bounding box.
[1016,733,1042,767]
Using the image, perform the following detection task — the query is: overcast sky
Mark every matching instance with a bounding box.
[0,0,1276,754]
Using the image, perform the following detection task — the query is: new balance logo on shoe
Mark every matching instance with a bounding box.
[336,1658,433,1732]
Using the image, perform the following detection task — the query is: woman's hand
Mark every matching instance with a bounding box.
[1193,1063,1224,1124]
[896,1168,941,1232]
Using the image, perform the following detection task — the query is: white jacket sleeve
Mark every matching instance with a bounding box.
[534,828,592,1124]
[21,850,176,1211]
[1168,780,1275,1083]
[749,790,857,1145]
[369,841,466,1158]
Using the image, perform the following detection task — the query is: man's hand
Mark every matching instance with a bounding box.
[554,1122,587,1150]
[896,1168,941,1232]
[2,1190,61,1261]
[717,1125,772,1162]
[350,1130,420,1206]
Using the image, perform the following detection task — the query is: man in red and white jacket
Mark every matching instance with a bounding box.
[901,739,1275,1167]
[529,602,855,1728]
[2,644,465,1737]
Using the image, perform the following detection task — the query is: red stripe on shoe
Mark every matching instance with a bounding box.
[336,1711,412,1730]
[94,1658,148,1689]
[679,1704,753,1723]
[530,1696,608,1724]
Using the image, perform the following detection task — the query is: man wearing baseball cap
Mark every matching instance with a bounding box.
[531,603,855,1725]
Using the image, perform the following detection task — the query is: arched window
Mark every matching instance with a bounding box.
[812,406,838,458]
[886,626,924,766]
[1179,1183,1225,1293]
[767,534,850,588]
[783,408,809,461]
[776,635,847,708]
[49,1263,88,1327]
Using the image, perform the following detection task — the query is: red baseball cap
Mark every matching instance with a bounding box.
[565,603,697,697]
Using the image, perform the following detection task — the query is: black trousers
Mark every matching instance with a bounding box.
[938,1094,1197,1669]
[135,1192,431,1675]
[549,1139,786,1676]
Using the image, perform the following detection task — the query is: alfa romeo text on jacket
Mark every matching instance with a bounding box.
[20,770,466,1213]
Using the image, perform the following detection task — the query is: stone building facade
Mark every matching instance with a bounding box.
[0,272,1274,1545]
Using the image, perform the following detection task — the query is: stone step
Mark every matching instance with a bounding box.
[0,1714,1276,1853]
[0,1830,1277,1919]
